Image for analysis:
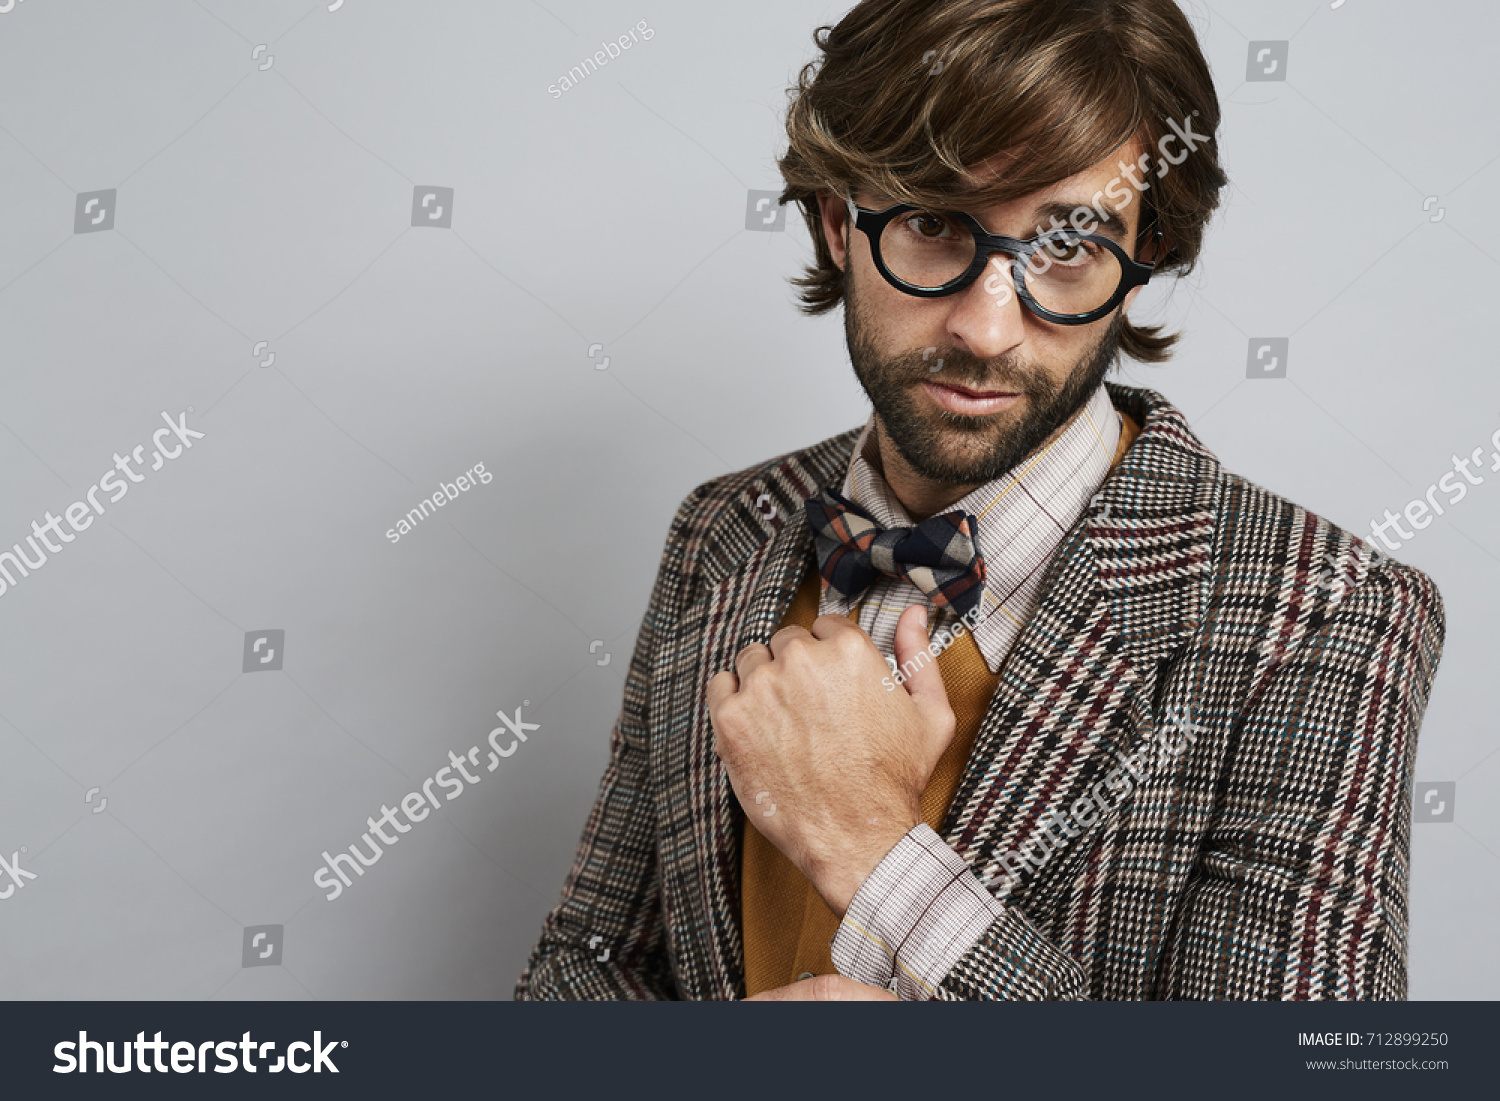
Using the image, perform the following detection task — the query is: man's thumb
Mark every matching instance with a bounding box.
[892,604,953,726]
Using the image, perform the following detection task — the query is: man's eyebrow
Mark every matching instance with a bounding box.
[1026,200,1131,242]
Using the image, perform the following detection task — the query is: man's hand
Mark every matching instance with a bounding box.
[744,974,899,1001]
[707,603,956,916]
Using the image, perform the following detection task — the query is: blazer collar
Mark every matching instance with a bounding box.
[1085,382,1220,670]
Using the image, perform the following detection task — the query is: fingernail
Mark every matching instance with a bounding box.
[917,606,928,628]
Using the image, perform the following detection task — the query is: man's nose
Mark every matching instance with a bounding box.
[942,253,1027,362]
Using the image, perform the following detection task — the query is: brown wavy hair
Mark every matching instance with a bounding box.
[776,0,1228,363]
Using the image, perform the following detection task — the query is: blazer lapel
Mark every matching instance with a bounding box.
[941,385,1222,918]
[656,428,858,999]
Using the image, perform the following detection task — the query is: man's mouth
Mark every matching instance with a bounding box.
[919,378,1021,417]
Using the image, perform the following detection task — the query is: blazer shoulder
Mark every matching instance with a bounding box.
[664,424,863,585]
[1210,467,1445,639]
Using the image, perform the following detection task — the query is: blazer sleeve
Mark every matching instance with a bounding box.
[513,483,713,1000]
[922,555,1445,1000]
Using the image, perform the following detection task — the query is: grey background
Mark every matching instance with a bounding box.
[0,0,1494,1000]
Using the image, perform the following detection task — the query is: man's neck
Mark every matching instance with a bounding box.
[865,422,980,521]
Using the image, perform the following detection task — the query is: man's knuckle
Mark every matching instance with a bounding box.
[715,697,745,733]
[735,642,764,667]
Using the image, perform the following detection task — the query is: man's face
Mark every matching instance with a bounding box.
[824,142,1151,486]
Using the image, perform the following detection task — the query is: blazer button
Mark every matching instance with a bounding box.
[797,972,815,981]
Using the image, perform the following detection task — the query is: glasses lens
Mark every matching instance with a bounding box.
[1022,235,1124,317]
[877,210,975,289]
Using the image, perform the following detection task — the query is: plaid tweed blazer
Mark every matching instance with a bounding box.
[515,383,1445,1000]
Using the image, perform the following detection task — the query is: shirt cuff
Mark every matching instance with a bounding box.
[829,823,1006,1000]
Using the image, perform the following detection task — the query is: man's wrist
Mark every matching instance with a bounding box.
[806,813,918,917]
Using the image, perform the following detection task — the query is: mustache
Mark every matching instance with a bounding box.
[896,348,1043,393]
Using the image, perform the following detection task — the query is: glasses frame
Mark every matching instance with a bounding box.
[845,194,1163,326]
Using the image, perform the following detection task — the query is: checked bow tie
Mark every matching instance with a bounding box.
[803,486,987,619]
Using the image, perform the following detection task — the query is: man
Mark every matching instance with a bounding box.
[516,0,1444,1001]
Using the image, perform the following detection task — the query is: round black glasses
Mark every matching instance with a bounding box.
[846,195,1162,326]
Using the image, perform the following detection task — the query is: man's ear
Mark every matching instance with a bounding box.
[814,188,851,273]
[1143,228,1173,266]
[1122,226,1173,311]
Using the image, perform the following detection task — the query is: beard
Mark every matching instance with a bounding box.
[844,269,1124,486]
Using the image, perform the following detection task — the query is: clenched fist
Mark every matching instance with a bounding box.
[707,603,956,916]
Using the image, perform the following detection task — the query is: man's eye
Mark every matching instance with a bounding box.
[1041,238,1098,263]
[904,212,952,239]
